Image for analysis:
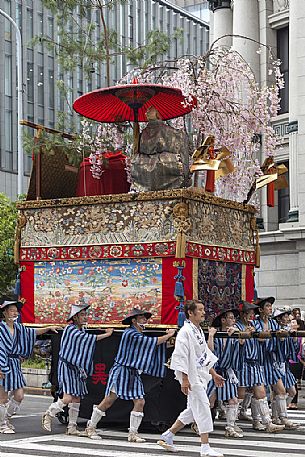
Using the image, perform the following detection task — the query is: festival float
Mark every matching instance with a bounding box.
[14,48,283,425]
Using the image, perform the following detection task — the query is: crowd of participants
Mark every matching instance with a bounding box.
[0,295,304,457]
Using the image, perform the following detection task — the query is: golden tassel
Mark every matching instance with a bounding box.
[14,238,20,265]
[255,230,260,268]
[176,231,186,259]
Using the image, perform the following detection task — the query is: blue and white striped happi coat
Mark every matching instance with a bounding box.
[105,326,166,400]
[58,324,96,398]
[0,322,36,391]
[276,324,299,389]
[235,320,265,388]
[254,318,285,387]
[207,337,241,401]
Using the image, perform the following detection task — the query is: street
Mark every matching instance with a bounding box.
[0,395,304,457]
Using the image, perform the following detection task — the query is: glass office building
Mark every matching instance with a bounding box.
[0,0,209,199]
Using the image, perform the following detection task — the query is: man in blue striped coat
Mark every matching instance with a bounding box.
[235,301,284,433]
[255,297,299,430]
[42,303,113,436]
[85,308,175,443]
[0,296,59,434]
[272,307,300,424]
[207,308,243,438]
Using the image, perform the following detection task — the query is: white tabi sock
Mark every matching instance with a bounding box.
[88,405,105,427]
[6,398,21,418]
[201,443,210,453]
[47,398,66,418]
[161,429,175,444]
[68,402,80,427]
[129,411,144,433]
[162,429,174,438]
[0,404,8,426]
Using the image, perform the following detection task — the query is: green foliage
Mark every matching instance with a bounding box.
[22,357,47,369]
[0,194,18,294]
[39,0,178,87]
[29,0,182,160]
[22,128,90,168]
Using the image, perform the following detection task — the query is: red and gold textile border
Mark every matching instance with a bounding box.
[19,242,255,264]
[19,243,176,262]
[186,242,255,265]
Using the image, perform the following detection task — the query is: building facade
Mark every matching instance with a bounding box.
[209,0,305,309]
[0,0,209,200]
[171,0,210,22]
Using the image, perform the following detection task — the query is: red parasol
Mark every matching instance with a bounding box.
[73,83,197,123]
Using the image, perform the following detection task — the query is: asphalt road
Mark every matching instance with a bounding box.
[0,394,305,457]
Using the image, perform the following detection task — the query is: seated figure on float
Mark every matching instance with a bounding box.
[131,106,191,192]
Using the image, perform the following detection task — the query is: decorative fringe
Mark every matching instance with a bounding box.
[14,239,20,265]
[175,231,186,258]
[174,266,185,299]
[255,230,260,268]
[205,170,215,193]
[177,303,186,328]
[267,181,275,207]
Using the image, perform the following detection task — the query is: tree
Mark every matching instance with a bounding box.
[122,41,283,205]
[36,0,180,113]
[0,194,18,294]
[25,0,181,163]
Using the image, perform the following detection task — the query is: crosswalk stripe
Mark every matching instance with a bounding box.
[1,409,305,457]
[2,430,305,457]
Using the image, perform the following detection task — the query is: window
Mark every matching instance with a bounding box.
[47,17,54,40]
[277,27,289,114]
[48,70,55,108]
[4,0,12,40]
[37,13,43,52]
[16,2,22,31]
[278,161,290,223]
[5,54,12,96]
[128,15,134,44]
[4,110,13,170]
[26,8,34,46]
[26,62,34,103]
[38,66,44,105]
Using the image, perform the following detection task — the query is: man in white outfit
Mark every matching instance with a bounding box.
[157,300,225,457]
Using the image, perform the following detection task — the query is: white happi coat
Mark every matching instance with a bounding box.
[170,320,218,434]
[171,320,218,389]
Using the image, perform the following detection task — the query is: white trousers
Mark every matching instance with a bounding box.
[177,384,213,434]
